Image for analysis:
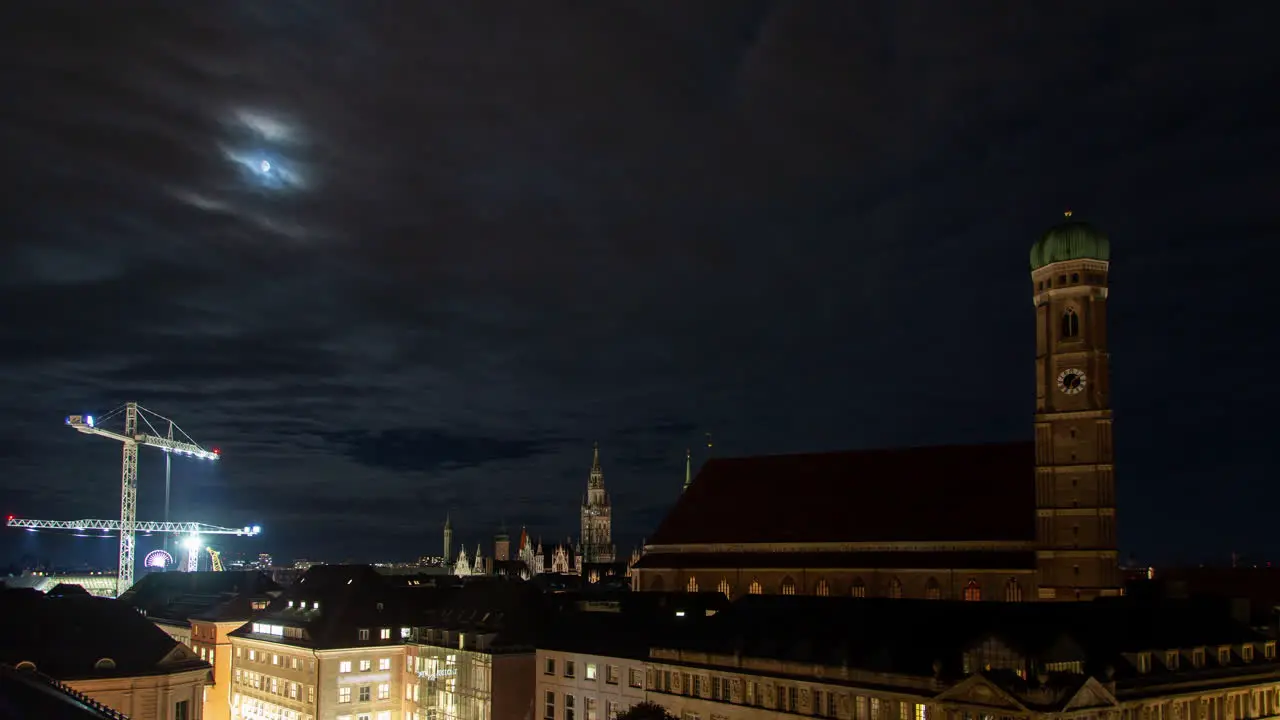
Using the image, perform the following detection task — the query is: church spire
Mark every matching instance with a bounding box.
[683,448,692,492]
[588,441,603,488]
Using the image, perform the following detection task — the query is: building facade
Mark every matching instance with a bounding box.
[580,444,615,565]
[633,216,1120,601]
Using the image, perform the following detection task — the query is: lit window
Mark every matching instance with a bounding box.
[359,659,371,672]
[586,663,597,680]
[852,578,866,598]
[339,687,352,703]
[379,628,391,640]
[340,661,352,673]
[1004,578,1023,602]
[377,683,390,700]
[748,579,762,595]
[686,576,698,592]
[586,698,598,720]
[963,579,981,601]
[717,578,731,598]
[915,705,928,720]
[401,627,411,639]
[377,713,390,720]
[379,657,391,670]
[816,578,830,597]
[248,650,257,661]
[780,577,796,595]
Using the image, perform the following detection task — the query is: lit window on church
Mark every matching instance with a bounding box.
[963,579,982,601]
[1004,578,1023,602]
[1061,308,1080,338]
[851,578,866,598]
[925,578,941,600]
[686,576,698,593]
[717,579,730,598]
[780,577,796,595]
[815,578,829,597]
[888,577,903,599]
[748,579,762,595]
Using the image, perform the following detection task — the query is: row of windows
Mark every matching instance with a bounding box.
[675,575,1024,601]
[355,626,412,641]
[543,658,644,688]
[1037,272,1105,292]
[651,669,925,720]
[338,658,394,673]
[234,668,316,704]
[238,646,314,672]
[544,691,625,720]
[336,684,392,703]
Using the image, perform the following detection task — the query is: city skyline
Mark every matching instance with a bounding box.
[2,4,1279,567]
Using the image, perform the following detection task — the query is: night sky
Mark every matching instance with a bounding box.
[1,3,1277,570]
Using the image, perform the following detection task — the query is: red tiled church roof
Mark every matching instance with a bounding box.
[647,441,1036,546]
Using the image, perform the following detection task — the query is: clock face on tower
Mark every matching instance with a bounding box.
[1057,368,1087,395]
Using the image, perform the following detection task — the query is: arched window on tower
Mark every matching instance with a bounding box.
[717,578,731,599]
[888,577,903,599]
[925,577,941,600]
[1004,578,1024,602]
[964,579,982,601]
[748,578,762,595]
[686,576,698,593]
[1061,308,1080,338]
[780,576,797,595]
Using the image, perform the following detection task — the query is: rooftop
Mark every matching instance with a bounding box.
[0,665,129,720]
[647,442,1034,547]
[0,589,208,681]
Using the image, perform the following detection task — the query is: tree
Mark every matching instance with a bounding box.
[616,702,679,720]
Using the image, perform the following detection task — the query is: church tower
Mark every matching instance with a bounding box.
[1030,213,1121,600]
[443,513,453,564]
[580,443,615,563]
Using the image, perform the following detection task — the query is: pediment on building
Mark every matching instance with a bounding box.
[935,675,1028,711]
[1061,677,1118,712]
[158,641,201,668]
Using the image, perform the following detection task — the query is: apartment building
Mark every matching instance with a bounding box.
[405,580,552,720]
[119,570,281,720]
[228,565,449,720]
[0,587,211,720]
[643,595,1280,720]
[538,592,732,720]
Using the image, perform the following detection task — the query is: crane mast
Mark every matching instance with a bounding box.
[119,404,139,598]
[63,402,225,597]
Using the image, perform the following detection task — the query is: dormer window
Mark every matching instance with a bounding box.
[287,600,293,608]
[358,629,370,641]
[1219,647,1232,665]
[1192,649,1206,668]
[1166,651,1180,670]
[1243,645,1255,662]
[313,602,320,610]
[1265,642,1276,660]
[1137,652,1152,673]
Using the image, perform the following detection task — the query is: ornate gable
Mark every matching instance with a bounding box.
[935,675,1028,711]
[1061,677,1118,712]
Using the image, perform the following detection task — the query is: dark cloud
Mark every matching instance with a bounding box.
[0,1,1277,566]
[321,428,560,474]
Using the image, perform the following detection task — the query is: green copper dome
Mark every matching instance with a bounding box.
[1030,215,1110,270]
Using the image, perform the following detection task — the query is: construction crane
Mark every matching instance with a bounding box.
[207,547,225,572]
[64,403,222,597]
[8,517,259,576]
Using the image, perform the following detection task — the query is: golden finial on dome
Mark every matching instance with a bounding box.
[1064,210,1073,218]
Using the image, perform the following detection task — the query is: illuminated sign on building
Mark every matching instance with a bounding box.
[418,668,458,680]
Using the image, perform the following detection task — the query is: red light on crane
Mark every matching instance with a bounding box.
[212,448,221,455]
